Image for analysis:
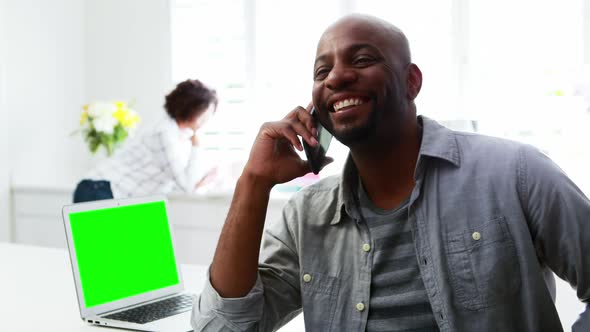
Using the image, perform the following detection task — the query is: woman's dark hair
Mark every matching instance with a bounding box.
[164,79,218,122]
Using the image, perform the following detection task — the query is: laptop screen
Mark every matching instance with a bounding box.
[68,200,180,308]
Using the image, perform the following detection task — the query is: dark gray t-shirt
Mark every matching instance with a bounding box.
[357,182,439,332]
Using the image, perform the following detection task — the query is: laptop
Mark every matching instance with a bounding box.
[62,195,193,332]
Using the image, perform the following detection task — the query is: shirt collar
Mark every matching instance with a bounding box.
[329,115,461,225]
[416,115,461,169]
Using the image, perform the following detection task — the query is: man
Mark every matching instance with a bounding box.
[192,14,590,331]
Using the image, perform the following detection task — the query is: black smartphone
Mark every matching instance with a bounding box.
[303,107,333,174]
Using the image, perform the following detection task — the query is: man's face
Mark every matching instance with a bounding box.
[312,19,408,146]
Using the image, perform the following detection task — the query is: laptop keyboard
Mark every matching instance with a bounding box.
[103,294,193,324]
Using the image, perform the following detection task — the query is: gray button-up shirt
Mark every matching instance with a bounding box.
[193,116,590,332]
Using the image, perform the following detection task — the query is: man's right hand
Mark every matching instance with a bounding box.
[242,105,324,189]
[210,105,332,298]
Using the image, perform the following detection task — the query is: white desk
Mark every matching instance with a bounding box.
[0,242,304,332]
[0,242,583,331]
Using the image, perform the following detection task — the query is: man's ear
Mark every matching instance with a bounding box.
[406,64,422,100]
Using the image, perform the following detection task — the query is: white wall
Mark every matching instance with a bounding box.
[0,0,86,240]
[85,0,172,132]
[0,0,10,241]
[2,0,86,188]
[586,0,590,63]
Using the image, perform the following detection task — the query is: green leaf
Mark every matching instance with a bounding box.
[79,120,132,156]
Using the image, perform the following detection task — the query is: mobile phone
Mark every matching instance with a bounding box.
[303,107,333,174]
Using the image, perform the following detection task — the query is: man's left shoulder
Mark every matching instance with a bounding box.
[452,130,531,161]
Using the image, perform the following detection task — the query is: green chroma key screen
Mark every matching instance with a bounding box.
[69,201,180,308]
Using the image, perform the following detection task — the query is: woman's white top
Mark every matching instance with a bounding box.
[86,116,201,198]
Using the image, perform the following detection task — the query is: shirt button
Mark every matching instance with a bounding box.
[302,274,312,283]
[362,243,371,252]
[472,231,481,241]
[356,302,365,312]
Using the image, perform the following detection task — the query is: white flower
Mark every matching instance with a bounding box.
[93,115,118,134]
[87,102,117,134]
[87,102,116,118]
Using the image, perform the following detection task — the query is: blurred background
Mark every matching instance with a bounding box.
[1,0,589,328]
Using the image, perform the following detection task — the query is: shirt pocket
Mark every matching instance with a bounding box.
[300,271,340,331]
[445,216,521,310]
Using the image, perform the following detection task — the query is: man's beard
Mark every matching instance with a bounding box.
[327,94,404,147]
[330,103,379,147]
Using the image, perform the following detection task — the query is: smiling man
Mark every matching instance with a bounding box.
[192,14,590,332]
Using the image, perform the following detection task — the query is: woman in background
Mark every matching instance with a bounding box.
[73,79,218,203]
